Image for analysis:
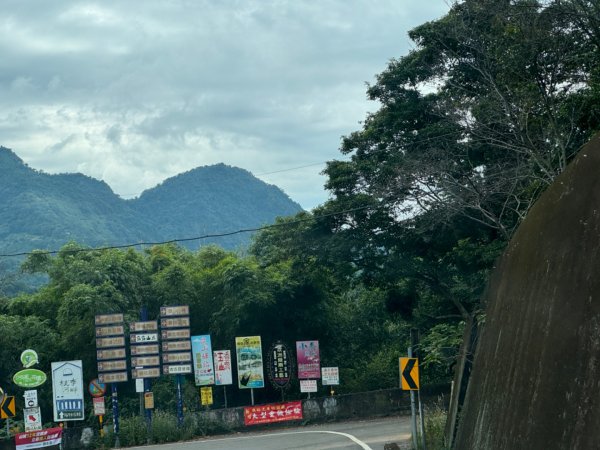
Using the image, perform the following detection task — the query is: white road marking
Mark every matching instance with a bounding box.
[127,429,374,449]
[285,430,373,449]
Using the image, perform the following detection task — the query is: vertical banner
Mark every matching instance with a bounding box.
[267,341,292,388]
[235,336,265,389]
[213,350,233,386]
[296,340,321,379]
[191,335,215,386]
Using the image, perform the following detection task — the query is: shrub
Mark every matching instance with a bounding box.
[119,415,148,447]
[420,403,448,450]
[150,410,180,444]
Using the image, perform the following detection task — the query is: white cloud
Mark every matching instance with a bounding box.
[0,0,450,210]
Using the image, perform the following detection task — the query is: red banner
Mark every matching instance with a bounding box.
[15,427,62,450]
[244,401,303,426]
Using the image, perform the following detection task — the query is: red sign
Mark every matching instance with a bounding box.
[15,427,63,450]
[296,340,321,379]
[244,401,303,426]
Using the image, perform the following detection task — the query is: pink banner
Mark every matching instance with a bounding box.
[244,401,303,426]
[15,427,62,450]
[296,340,320,379]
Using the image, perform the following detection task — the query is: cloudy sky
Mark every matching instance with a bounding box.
[1,0,450,210]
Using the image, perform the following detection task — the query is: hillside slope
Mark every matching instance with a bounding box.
[0,146,302,292]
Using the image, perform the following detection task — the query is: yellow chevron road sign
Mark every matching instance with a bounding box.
[399,357,419,390]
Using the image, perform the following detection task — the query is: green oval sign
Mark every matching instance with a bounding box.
[13,369,47,388]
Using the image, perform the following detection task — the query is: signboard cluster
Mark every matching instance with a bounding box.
[95,314,128,384]
[130,320,160,379]
[160,306,192,375]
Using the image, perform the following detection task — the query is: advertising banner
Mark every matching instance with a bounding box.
[235,336,264,389]
[296,340,321,379]
[213,350,233,386]
[191,335,215,386]
[15,427,62,450]
[244,401,303,426]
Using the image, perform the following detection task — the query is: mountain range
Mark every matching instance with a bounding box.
[0,146,303,292]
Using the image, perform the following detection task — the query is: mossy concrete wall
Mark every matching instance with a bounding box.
[454,134,600,449]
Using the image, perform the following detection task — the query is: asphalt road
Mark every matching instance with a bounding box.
[127,416,412,450]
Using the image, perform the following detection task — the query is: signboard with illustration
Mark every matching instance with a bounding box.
[191,335,215,386]
[296,340,321,379]
[235,336,264,389]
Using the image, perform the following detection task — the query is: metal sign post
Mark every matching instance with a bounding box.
[111,384,120,448]
[411,328,426,450]
[407,348,418,450]
[176,375,184,426]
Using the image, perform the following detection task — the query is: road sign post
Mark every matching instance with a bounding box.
[111,383,120,447]
[401,352,419,450]
[160,305,191,427]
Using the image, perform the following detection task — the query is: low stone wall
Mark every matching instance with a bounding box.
[200,387,447,430]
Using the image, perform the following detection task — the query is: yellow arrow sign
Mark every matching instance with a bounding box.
[1,396,15,419]
[399,357,419,390]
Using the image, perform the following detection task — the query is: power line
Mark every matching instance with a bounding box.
[0,204,378,258]
[255,162,329,176]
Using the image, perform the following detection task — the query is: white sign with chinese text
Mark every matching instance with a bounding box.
[51,360,85,421]
[23,390,38,408]
[213,350,233,386]
[321,367,340,385]
[300,379,318,393]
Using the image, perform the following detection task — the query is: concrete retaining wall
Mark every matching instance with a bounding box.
[202,388,413,430]
[454,134,600,449]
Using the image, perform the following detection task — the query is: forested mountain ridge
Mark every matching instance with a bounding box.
[0,146,302,258]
